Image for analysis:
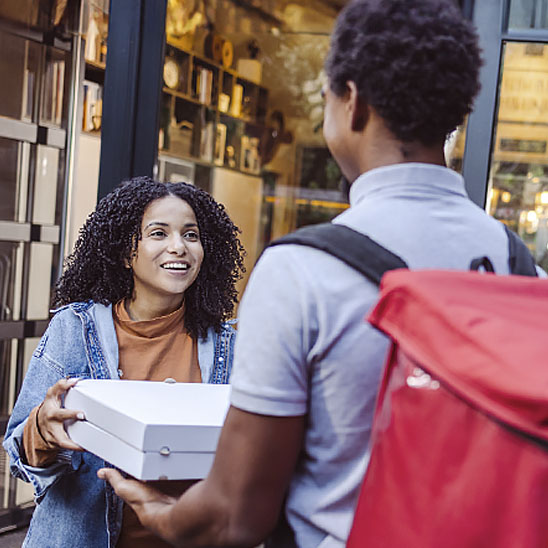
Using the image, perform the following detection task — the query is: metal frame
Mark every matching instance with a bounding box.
[463,0,548,208]
[460,0,475,20]
[462,0,504,207]
[97,0,167,199]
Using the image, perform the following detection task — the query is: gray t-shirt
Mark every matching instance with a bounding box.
[230,163,511,548]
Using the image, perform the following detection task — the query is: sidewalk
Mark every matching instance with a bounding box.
[0,526,27,547]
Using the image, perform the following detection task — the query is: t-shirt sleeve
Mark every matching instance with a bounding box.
[230,246,312,417]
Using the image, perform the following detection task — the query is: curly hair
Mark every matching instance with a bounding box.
[325,0,482,145]
[53,177,245,340]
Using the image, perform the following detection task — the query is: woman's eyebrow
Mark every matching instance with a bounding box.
[143,221,199,230]
[143,221,169,230]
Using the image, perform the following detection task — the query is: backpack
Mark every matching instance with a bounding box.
[271,222,545,548]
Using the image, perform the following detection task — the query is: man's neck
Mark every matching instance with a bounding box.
[348,112,446,180]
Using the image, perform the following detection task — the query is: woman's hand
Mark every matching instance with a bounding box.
[36,378,85,451]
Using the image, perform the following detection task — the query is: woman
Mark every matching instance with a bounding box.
[3,177,245,547]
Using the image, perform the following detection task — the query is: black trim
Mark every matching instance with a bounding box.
[24,319,50,338]
[462,0,504,208]
[98,0,167,198]
[0,17,44,44]
[0,320,49,340]
[460,0,475,19]
[0,506,34,535]
[0,17,71,50]
[29,224,41,242]
[0,321,24,339]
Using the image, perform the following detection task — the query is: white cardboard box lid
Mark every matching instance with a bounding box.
[67,419,215,480]
[64,380,230,453]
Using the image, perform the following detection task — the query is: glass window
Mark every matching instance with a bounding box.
[0,242,23,323]
[33,145,60,225]
[508,0,548,30]
[0,31,40,122]
[159,0,344,295]
[487,41,548,267]
[40,47,69,128]
[445,120,468,174]
[26,243,54,320]
[0,137,23,222]
[0,339,17,417]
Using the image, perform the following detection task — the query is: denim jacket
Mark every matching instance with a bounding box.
[3,301,235,548]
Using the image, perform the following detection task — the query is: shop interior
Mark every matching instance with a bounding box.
[76,0,346,292]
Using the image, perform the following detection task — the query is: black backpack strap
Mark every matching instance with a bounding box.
[503,225,538,277]
[268,223,408,285]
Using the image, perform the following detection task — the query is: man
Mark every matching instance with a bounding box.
[100,1,505,546]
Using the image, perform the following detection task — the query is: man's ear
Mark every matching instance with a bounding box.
[347,81,368,132]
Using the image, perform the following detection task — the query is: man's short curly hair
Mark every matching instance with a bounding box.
[325,0,482,145]
[53,177,245,340]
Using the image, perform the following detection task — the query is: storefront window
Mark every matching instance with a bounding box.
[0,1,78,520]
[487,41,548,267]
[158,0,343,293]
[508,0,548,29]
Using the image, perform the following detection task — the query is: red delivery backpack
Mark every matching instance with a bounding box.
[271,221,543,548]
[347,269,548,548]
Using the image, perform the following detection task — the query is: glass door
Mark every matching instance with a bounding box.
[487,41,548,269]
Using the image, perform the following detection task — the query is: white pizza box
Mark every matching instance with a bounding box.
[64,380,231,480]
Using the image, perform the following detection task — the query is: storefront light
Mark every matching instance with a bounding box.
[527,210,538,222]
[501,191,511,203]
[540,191,548,205]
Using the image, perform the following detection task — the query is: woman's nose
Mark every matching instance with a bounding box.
[168,235,186,254]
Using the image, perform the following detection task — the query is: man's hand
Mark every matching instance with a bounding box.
[98,468,177,539]
[98,406,304,547]
[37,378,84,451]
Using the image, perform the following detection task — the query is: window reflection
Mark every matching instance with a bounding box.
[488,41,548,267]
[508,0,548,30]
[0,31,40,122]
[445,120,468,174]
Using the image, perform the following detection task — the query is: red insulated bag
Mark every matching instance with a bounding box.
[347,270,548,548]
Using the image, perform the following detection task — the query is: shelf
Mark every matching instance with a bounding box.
[159,149,262,177]
[165,40,267,90]
[0,17,72,50]
[160,36,270,178]
[85,59,106,84]
[219,111,262,125]
[229,0,282,26]
[86,59,106,71]
[163,87,208,106]
[82,129,101,138]
[163,88,265,126]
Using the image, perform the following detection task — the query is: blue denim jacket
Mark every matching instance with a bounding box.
[3,301,235,548]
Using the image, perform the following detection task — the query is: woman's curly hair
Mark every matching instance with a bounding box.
[325,0,482,145]
[53,177,245,340]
